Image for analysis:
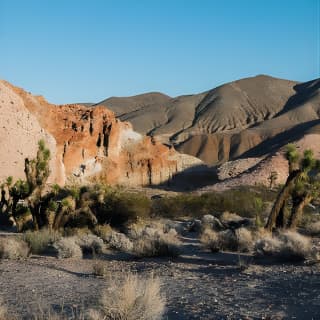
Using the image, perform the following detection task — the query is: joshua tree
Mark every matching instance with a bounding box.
[265,145,320,231]
[0,177,30,227]
[24,139,51,229]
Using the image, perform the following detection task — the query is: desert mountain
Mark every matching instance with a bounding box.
[93,75,320,165]
[202,132,320,192]
[0,80,202,186]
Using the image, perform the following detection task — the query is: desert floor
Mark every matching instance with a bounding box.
[0,233,320,320]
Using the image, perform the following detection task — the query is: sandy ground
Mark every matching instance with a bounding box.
[0,234,320,320]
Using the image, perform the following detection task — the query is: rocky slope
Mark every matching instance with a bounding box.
[0,81,61,184]
[0,80,202,186]
[94,75,320,165]
[201,133,320,191]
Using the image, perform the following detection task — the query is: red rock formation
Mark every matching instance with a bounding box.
[2,81,202,186]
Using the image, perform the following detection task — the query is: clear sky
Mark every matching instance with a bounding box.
[0,0,319,104]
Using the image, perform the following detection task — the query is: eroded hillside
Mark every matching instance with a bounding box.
[0,80,202,186]
[94,75,320,165]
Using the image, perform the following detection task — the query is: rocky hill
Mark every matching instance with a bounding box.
[0,80,202,186]
[93,75,320,165]
[2,75,320,190]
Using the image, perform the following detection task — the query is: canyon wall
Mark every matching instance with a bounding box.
[0,80,202,186]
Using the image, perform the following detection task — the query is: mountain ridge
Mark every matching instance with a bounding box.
[90,75,320,165]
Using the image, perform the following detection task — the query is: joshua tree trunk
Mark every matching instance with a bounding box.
[265,170,300,232]
[275,199,288,229]
[287,194,313,229]
[52,206,68,230]
[27,189,42,230]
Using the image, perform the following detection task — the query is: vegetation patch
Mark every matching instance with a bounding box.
[53,237,83,259]
[88,272,165,320]
[0,237,29,259]
[23,228,60,254]
[254,231,312,261]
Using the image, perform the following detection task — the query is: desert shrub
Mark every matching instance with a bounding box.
[218,229,238,251]
[23,228,60,254]
[201,214,224,231]
[89,272,165,320]
[63,227,92,237]
[76,234,105,254]
[27,301,86,320]
[93,224,113,241]
[92,260,107,277]
[152,194,209,219]
[305,220,320,236]
[133,228,181,258]
[220,211,243,223]
[254,231,312,261]
[127,219,169,239]
[126,220,148,240]
[107,231,133,252]
[97,191,152,227]
[153,187,273,219]
[0,237,29,259]
[200,228,219,252]
[53,237,82,259]
[93,224,133,252]
[162,219,187,235]
[235,227,254,252]
[200,227,253,253]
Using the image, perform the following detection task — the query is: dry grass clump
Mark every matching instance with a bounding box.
[126,220,147,240]
[53,237,83,259]
[27,300,86,320]
[201,214,224,231]
[93,224,113,241]
[92,260,107,277]
[23,228,60,254]
[76,234,105,255]
[235,228,253,252]
[88,272,165,320]
[200,228,219,252]
[127,219,168,239]
[133,228,181,258]
[305,220,320,236]
[218,229,238,251]
[0,237,29,259]
[108,231,133,252]
[220,211,243,223]
[94,224,134,252]
[200,227,253,253]
[63,227,92,238]
[254,231,312,261]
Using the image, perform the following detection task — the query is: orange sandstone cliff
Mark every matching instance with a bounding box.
[0,80,202,186]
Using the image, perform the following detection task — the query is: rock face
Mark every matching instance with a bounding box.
[0,81,61,184]
[0,80,202,186]
[93,75,320,165]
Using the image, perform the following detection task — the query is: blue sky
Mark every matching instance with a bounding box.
[0,0,319,104]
